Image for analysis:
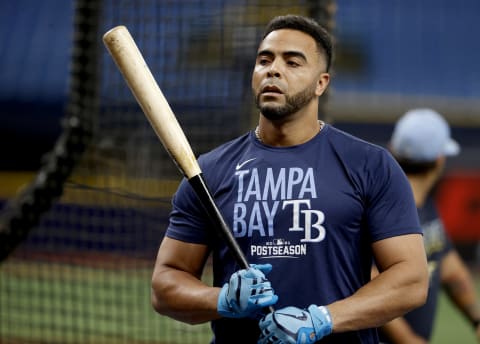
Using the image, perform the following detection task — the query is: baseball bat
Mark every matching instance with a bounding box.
[102,26,250,270]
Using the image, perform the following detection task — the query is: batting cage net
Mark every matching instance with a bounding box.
[0,1,335,343]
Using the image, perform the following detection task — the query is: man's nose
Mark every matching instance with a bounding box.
[267,61,281,78]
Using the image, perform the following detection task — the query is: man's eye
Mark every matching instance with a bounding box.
[259,58,270,65]
[287,61,300,67]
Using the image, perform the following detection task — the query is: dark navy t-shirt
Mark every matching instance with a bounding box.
[166,124,421,344]
[379,197,452,342]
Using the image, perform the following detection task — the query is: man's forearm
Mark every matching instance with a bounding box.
[328,262,428,332]
[151,267,221,325]
[444,276,480,326]
[380,317,428,344]
[442,252,480,327]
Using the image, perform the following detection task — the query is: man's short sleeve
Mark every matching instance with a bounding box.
[366,150,422,242]
[166,178,213,244]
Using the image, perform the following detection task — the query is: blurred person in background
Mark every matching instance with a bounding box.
[375,108,480,343]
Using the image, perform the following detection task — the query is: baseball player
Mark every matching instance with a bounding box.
[151,15,428,343]
[376,108,480,343]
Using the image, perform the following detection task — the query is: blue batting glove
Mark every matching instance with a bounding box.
[217,263,278,318]
[257,305,333,344]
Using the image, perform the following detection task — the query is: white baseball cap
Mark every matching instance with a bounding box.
[390,108,460,162]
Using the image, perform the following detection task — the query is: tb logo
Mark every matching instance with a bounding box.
[283,200,326,242]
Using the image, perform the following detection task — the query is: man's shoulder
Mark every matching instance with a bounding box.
[327,125,384,150]
[197,132,251,169]
[325,125,389,161]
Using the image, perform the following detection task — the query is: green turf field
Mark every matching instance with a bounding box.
[431,274,480,344]
[0,259,212,343]
[0,258,478,343]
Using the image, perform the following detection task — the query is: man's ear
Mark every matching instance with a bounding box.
[316,73,330,96]
[432,155,446,179]
[435,155,446,170]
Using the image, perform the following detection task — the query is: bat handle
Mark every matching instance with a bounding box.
[188,174,274,313]
[188,174,249,269]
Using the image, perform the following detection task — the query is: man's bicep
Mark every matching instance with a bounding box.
[372,233,427,273]
[154,236,210,279]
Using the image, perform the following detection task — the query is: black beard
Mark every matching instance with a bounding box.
[255,82,317,120]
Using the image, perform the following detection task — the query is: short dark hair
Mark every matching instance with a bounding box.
[262,14,333,72]
[394,157,438,175]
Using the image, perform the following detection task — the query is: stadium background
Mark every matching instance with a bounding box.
[0,0,479,343]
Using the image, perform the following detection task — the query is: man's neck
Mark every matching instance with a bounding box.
[407,174,437,208]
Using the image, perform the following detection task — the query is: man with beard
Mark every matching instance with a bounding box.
[151,15,428,344]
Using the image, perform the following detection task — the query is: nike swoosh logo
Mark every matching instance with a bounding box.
[277,311,308,321]
[236,158,256,170]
